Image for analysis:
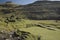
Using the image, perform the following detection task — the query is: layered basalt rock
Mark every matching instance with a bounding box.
[0,1,60,20]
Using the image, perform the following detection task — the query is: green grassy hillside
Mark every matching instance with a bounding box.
[0,19,60,40]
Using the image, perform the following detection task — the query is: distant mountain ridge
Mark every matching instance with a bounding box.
[20,1,60,20]
[0,1,60,20]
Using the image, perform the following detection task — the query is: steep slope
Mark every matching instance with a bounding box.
[18,1,60,20]
[0,1,60,20]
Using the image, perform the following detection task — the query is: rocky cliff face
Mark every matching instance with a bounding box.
[19,1,60,20]
[0,1,60,20]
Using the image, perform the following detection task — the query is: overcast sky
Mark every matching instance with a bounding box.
[0,0,60,5]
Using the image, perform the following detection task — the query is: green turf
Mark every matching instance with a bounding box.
[0,19,60,40]
[20,20,60,40]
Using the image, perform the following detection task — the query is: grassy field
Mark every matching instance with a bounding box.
[20,20,60,40]
[0,19,60,40]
